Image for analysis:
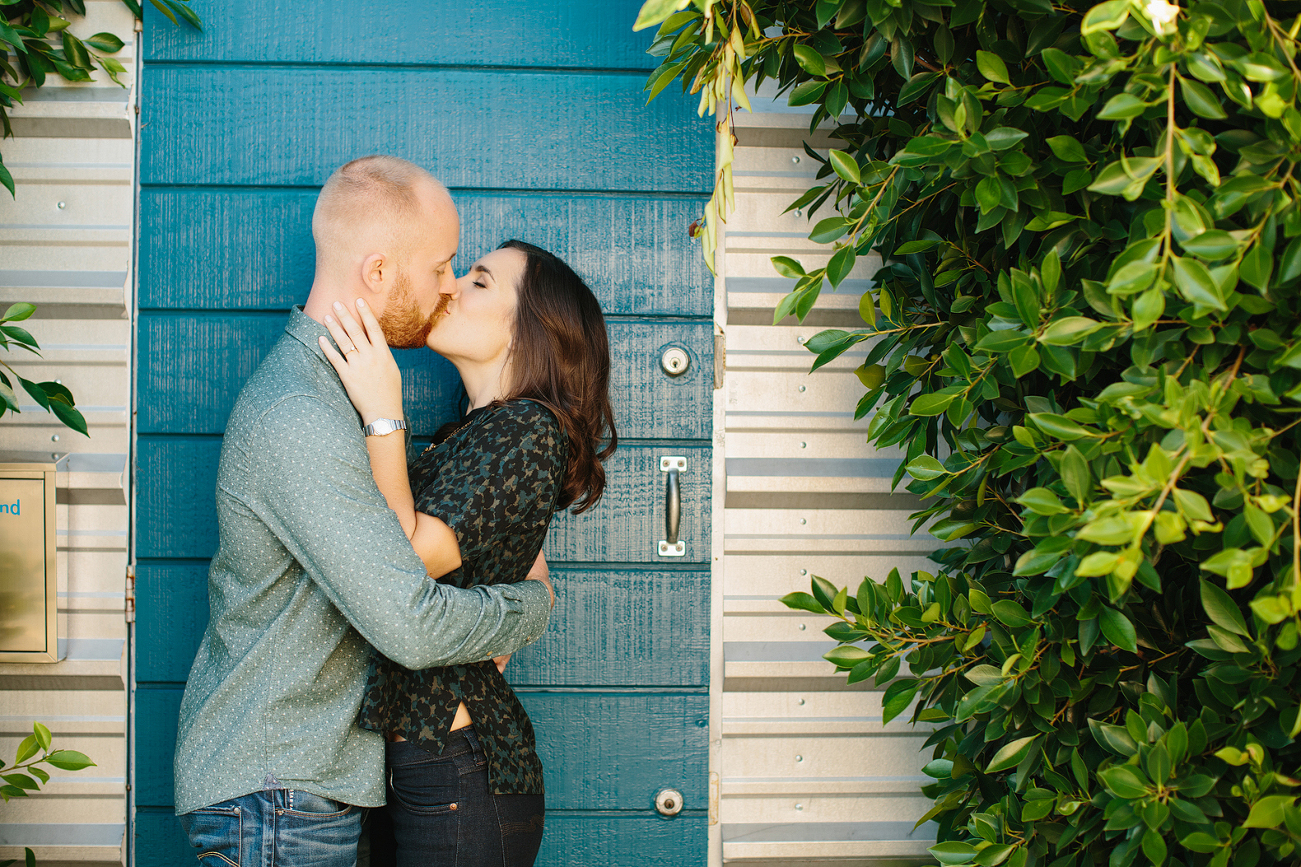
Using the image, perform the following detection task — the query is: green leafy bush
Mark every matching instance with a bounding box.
[1,302,87,435]
[1,722,96,867]
[0,0,200,195]
[639,0,1301,864]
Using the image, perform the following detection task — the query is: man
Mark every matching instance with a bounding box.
[173,156,554,865]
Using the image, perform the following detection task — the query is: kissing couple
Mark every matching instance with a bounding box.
[173,155,616,867]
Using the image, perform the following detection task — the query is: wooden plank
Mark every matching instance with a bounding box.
[536,813,708,866]
[139,67,712,192]
[135,804,707,867]
[136,688,706,810]
[144,0,660,70]
[136,313,712,439]
[138,189,711,316]
[134,562,208,684]
[136,439,711,562]
[137,564,709,687]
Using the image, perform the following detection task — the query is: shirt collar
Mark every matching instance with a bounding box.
[284,306,334,365]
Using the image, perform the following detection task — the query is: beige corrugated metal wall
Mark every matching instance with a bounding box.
[0,1,134,863]
[713,85,938,865]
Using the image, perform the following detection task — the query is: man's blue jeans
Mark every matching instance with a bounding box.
[178,789,362,867]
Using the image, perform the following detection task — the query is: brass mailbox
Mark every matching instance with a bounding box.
[0,453,64,663]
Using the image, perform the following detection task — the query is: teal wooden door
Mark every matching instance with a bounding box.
[132,4,713,864]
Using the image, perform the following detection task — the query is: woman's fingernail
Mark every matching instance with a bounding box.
[325,314,335,324]
[356,298,367,309]
[333,301,344,310]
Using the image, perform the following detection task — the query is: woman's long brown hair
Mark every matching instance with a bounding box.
[500,240,616,513]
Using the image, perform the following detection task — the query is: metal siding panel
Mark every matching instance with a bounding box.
[140,67,712,192]
[0,3,133,863]
[717,121,935,861]
[138,189,711,316]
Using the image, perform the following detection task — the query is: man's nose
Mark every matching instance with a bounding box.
[442,273,461,297]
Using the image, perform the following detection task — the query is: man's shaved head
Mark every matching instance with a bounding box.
[312,155,448,274]
[304,155,460,348]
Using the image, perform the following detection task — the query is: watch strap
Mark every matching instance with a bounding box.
[363,417,408,437]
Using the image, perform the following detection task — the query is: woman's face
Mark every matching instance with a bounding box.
[426,246,525,366]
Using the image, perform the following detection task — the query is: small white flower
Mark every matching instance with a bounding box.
[1143,0,1181,34]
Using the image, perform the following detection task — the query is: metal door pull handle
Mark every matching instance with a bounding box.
[658,456,686,558]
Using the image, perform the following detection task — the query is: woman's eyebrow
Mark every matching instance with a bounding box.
[473,265,495,281]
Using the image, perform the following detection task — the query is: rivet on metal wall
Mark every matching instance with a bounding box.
[799,518,807,525]
[794,208,803,217]
[50,435,59,442]
[798,623,806,631]
[798,385,806,392]
[795,803,804,811]
[799,441,807,448]
[800,569,807,575]
[797,698,806,706]
[791,156,800,164]
[795,755,803,763]
[57,201,66,210]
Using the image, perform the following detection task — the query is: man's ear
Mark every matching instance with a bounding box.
[361,253,388,296]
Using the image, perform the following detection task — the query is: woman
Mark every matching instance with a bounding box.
[319,240,616,867]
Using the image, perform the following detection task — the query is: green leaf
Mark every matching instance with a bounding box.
[793,44,828,78]
[1098,765,1150,799]
[1244,795,1295,829]
[42,750,94,771]
[906,455,948,481]
[976,50,1010,84]
[61,32,91,69]
[809,218,849,244]
[986,735,1039,773]
[1099,607,1138,652]
[1017,487,1069,515]
[881,678,920,724]
[1039,316,1101,346]
[1097,93,1147,120]
[1200,579,1249,636]
[1180,230,1240,260]
[32,723,50,753]
[992,599,1032,628]
[85,32,125,53]
[1081,0,1129,34]
[1090,719,1138,756]
[929,842,980,865]
[781,591,826,614]
[824,645,870,667]
[1179,78,1228,119]
[910,393,955,416]
[1048,135,1087,163]
[633,0,688,31]
[827,247,856,288]
[14,736,38,765]
[771,256,806,279]
[1171,255,1227,310]
[828,150,861,185]
[985,128,1028,150]
[2,303,35,322]
[1029,412,1094,440]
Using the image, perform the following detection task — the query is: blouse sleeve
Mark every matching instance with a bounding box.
[415,403,565,566]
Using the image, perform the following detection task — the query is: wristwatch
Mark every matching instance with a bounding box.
[362,417,407,437]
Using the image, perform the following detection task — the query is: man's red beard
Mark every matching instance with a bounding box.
[379,269,442,349]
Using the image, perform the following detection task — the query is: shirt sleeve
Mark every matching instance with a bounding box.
[417,403,564,570]
[247,393,552,669]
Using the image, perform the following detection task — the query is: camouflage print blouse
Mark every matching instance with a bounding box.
[358,399,566,795]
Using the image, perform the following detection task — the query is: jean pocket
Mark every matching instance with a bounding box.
[388,756,460,816]
[285,790,353,818]
[179,805,241,867]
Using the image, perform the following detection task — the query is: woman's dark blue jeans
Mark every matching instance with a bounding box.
[367,728,544,867]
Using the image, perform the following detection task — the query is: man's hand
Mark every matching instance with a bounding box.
[493,654,511,674]
[525,549,553,608]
